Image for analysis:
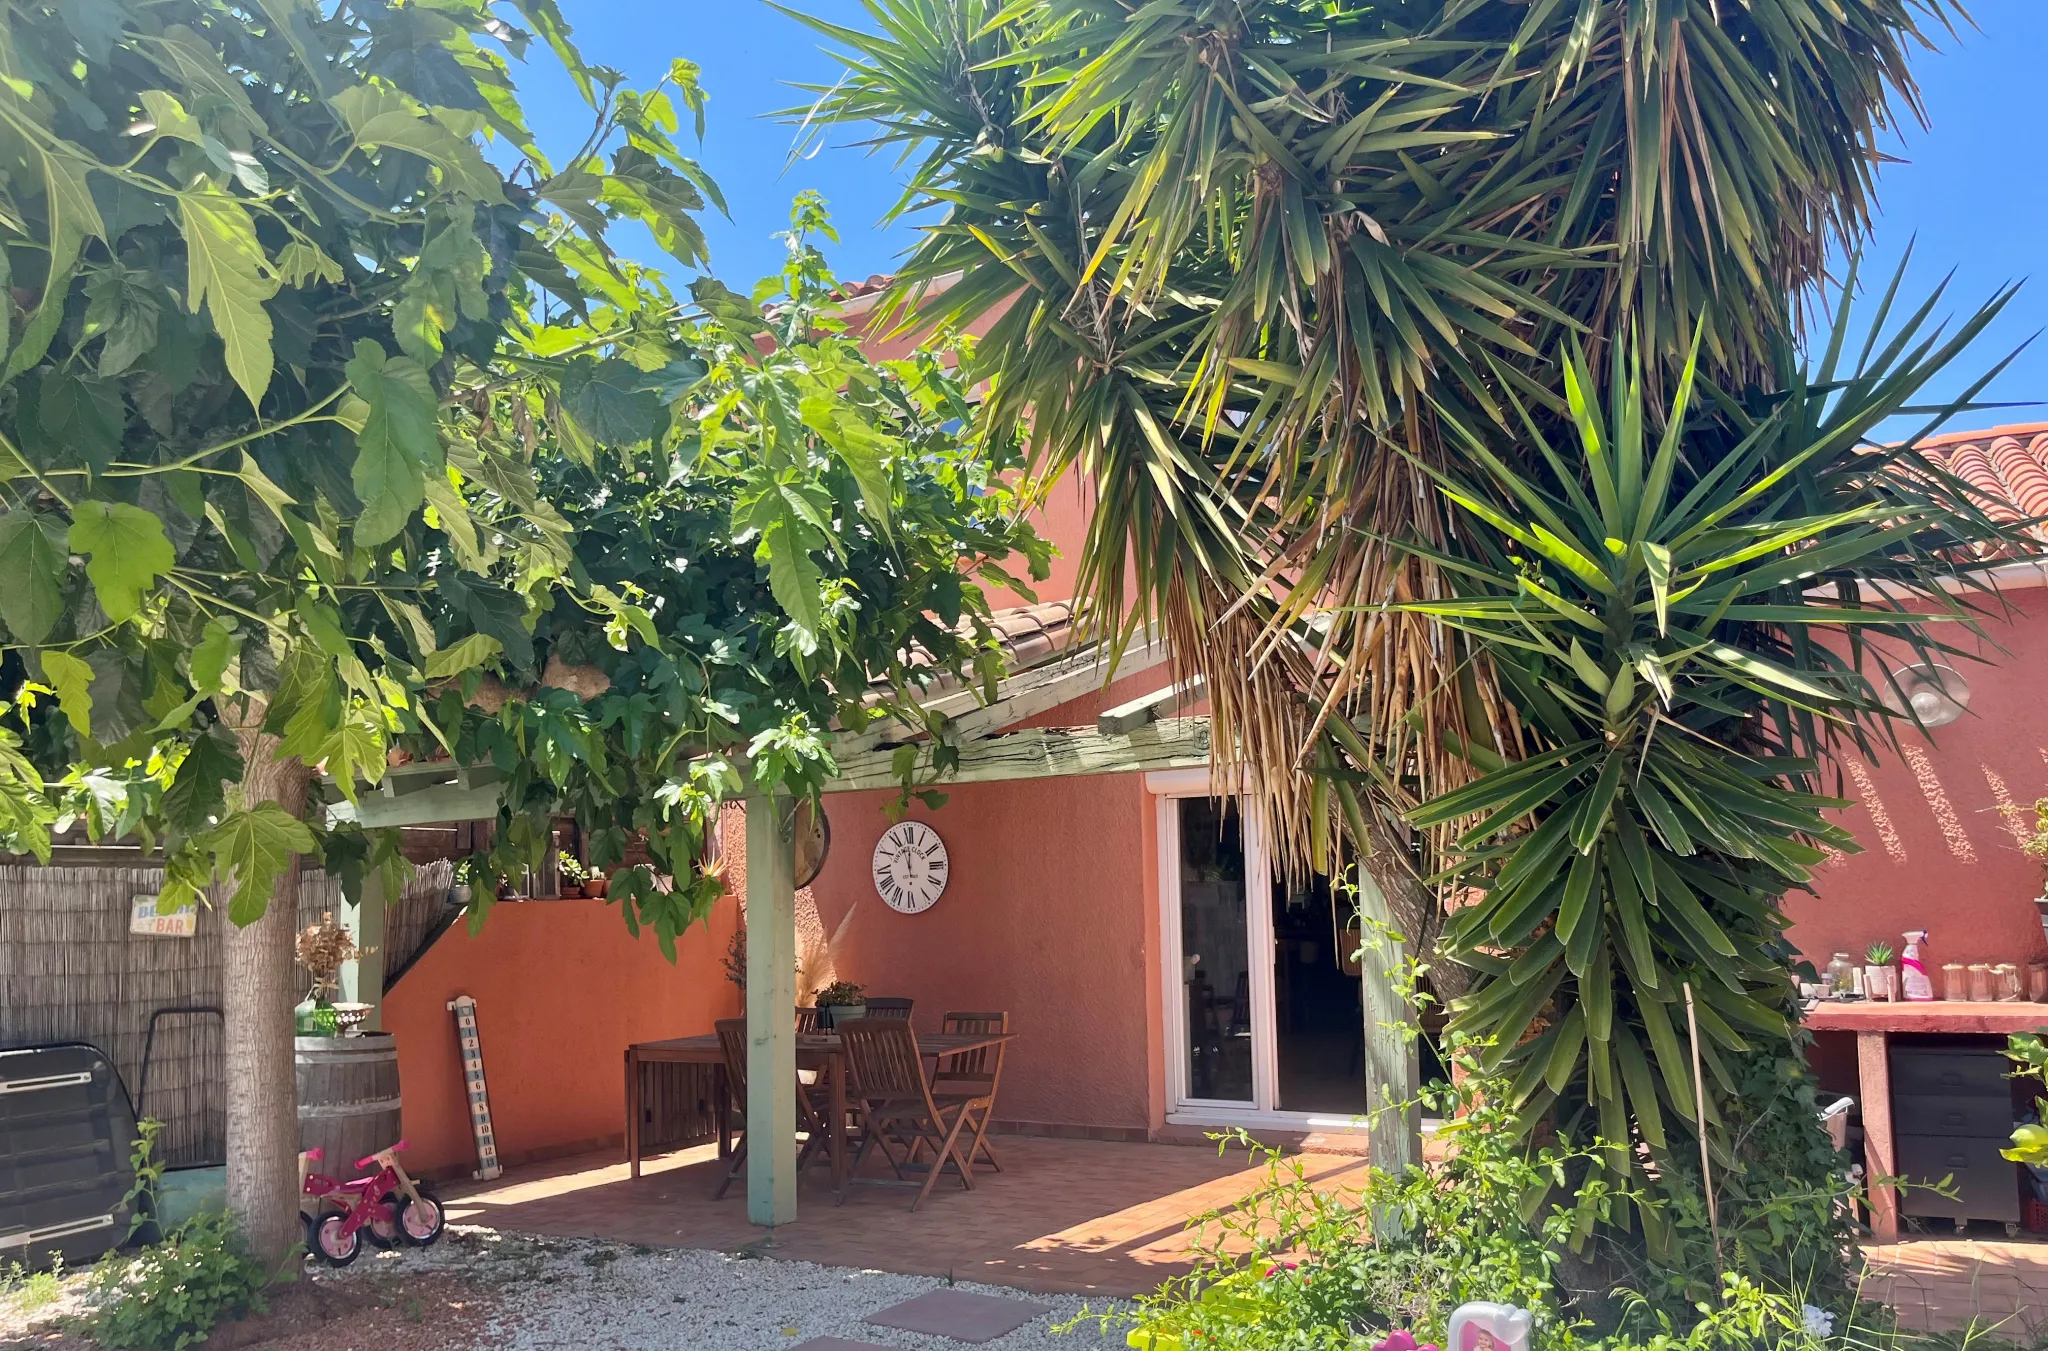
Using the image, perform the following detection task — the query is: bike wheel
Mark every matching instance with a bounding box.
[398,1187,445,1247]
[312,1212,361,1267]
[364,1198,403,1249]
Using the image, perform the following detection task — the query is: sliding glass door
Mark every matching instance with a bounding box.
[1161,791,1368,1123]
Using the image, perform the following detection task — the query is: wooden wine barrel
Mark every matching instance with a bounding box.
[295,1034,402,1169]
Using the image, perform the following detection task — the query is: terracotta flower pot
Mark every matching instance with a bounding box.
[582,877,608,898]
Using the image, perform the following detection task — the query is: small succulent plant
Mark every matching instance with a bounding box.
[1866,941,1895,966]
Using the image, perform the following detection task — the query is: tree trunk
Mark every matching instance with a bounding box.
[1360,809,1472,1004]
[218,704,313,1267]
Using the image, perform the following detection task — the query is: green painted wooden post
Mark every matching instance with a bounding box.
[1354,869,1420,1185]
[744,790,798,1226]
[340,870,388,1032]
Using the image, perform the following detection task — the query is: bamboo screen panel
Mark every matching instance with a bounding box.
[0,861,455,1168]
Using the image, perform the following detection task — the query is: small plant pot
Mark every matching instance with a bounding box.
[820,1003,866,1029]
[582,877,609,898]
[1864,966,1896,1001]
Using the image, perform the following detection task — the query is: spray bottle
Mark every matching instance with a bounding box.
[1900,930,1934,1002]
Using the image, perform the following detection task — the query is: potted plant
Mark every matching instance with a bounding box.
[556,851,609,898]
[294,913,361,1036]
[812,980,867,1029]
[1864,942,1897,1002]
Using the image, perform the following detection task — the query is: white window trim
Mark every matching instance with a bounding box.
[1150,779,1370,1133]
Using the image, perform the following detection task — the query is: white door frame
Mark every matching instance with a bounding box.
[1148,770,1369,1133]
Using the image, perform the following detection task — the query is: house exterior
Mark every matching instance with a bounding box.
[1792,424,2048,997]
[780,421,2048,1148]
[353,398,2048,1176]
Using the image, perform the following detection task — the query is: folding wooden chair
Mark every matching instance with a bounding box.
[863,997,915,1020]
[795,1006,821,1033]
[835,1018,979,1211]
[712,1018,830,1199]
[933,1011,1008,1172]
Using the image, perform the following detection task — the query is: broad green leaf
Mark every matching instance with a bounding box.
[763,501,826,642]
[425,632,503,679]
[38,650,94,736]
[67,500,175,622]
[320,705,389,804]
[163,729,244,835]
[328,85,506,203]
[41,148,104,284]
[0,511,69,643]
[559,358,662,445]
[276,241,344,288]
[207,803,318,926]
[423,472,489,569]
[136,90,203,145]
[181,193,280,410]
[344,340,439,546]
[799,393,895,531]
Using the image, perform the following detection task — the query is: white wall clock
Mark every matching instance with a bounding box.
[871,820,949,914]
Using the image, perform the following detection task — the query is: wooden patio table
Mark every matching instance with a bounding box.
[1803,1000,2048,1242]
[624,1030,1016,1196]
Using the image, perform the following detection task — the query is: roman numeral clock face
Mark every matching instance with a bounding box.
[870,821,949,915]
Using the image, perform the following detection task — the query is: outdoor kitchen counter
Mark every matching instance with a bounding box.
[1804,1000,2048,1241]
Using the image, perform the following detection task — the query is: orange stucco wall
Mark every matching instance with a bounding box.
[797,668,1175,1135]
[1788,582,2048,976]
[381,896,740,1179]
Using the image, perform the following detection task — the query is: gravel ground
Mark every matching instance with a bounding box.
[5,1226,1137,1351]
[388,1226,1136,1350]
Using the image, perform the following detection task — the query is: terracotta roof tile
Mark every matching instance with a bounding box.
[1907,422,2048,546]
[867,600,1076,703]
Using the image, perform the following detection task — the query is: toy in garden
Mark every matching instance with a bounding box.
[1446,1302,1533,1351]
[299,1140,445,1267]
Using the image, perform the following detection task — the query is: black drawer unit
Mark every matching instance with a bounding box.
[0,1044,138,1268]
[1895,1135,2021,1225]
[1889,1041,2022,1229]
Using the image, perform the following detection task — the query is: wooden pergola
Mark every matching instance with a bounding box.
[326,630,1417,1225]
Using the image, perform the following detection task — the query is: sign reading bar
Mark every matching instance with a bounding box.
[130,894,197,938]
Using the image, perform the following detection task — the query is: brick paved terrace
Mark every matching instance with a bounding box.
[442,1136,2048,1329]
[441,1135,1370,1296]
[1860,1237,2048,1336]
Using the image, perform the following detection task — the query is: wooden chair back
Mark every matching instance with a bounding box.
[836,1018,932,1106]
[715,1018,748,1103]
[795,1006,820,1034]
[864,997,914,1021]
[939,1011,1008,1078]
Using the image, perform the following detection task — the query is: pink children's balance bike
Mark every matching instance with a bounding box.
[299,1139,445,1266]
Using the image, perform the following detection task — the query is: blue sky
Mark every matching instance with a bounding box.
[515,0,2048,432]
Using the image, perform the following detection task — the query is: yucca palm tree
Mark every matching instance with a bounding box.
[791,0,1969,976]
[1405,275,2022,1258]
[790,0,2035,1232]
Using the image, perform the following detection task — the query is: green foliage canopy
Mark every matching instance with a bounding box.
[0,1,1044,948]
[422,202,1046,952]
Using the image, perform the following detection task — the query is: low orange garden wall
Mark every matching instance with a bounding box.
[381,895,740,1180]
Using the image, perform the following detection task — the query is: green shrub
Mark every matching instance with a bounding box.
[87,1208,270,1351]
[1100,1045,1907,1351]
[1588,1038,1861,1316]
[2002,1033,2048,1167]
[2,1255,64,1314]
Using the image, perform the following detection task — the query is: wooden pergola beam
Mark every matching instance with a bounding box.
[1096,675,1204,736]
[822,717,1212,794]
[832,636,1170,756]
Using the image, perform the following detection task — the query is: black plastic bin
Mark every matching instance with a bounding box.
[0,1043,138,1267]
